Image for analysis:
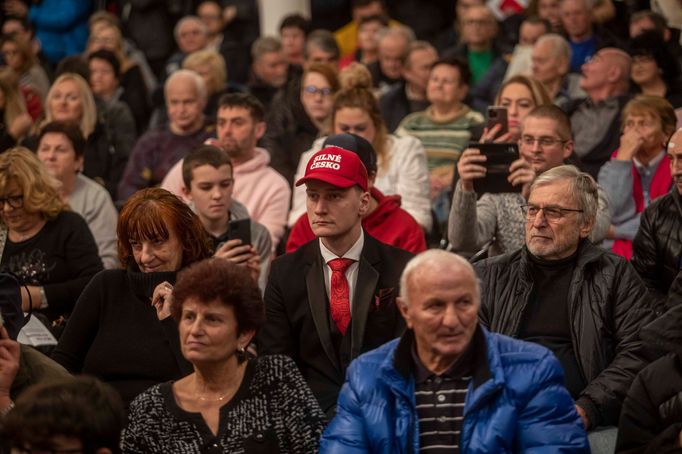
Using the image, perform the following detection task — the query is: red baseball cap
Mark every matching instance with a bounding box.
[295,146,369,191]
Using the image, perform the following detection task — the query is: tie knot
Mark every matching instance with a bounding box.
[328,258,355,273]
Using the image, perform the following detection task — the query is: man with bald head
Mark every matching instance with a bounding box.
[569,47,632,178]
[320,250,589,452]
[532,33,585,109]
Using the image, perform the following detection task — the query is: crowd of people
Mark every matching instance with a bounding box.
[0,0,681,452]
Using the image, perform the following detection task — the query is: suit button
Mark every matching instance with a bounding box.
[437,394,446,403]
[255,433,265,442]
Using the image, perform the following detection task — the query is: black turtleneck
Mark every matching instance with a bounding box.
[518,248,587,398]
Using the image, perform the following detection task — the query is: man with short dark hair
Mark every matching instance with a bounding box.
[475,165,657,449]
[162,93,290,248]
[320,249,590,452]
[258,142,413,417]
[279,14,311,68]
[181,145,271,289]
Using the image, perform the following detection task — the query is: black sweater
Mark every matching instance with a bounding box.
[1,211,103,321]
[52,268,192,407]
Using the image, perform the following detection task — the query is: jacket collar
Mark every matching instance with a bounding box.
[390,325,492,390]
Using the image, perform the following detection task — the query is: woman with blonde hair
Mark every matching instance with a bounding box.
[290,62,432,231]
[182,49,230,120]
[479,74,553,143]
[26,73,136,199]
[0,147,102,323]
[0,68,33,151]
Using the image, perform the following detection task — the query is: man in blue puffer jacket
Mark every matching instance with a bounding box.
[320,249,589,453]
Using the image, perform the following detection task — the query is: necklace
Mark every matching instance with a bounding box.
[196,391,231,402]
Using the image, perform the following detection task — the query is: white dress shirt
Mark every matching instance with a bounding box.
[319,230,365,311]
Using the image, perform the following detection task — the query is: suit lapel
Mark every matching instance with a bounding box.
[350,236,380,359]
[305,248,341,373]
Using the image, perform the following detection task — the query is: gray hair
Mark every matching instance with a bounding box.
[404,40,437,67]
[173,16,207,42]
[530,165,598,226]
[304,29,340,60]
[535,33,571,64]
[399,250,480,306]
[165,68,207,102]
[251,36,283,61]
[375,25,415,49]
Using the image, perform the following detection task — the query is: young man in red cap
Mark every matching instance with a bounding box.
[286,134,427,254]
[258,142,413,418]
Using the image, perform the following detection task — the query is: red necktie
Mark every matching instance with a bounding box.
[328,258,355,335]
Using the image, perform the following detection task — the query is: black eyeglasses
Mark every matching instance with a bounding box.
[0,194,23,209]
[303,85,332,97]
[520,204,583,221]
[520,136,567,147]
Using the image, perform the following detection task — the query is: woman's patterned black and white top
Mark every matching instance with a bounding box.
[121,355,327,453]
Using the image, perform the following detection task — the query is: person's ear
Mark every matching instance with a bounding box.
[182,182,193,201]
[396,297,413,329]
[254,121,266,141]
[238,328,256,349]
[358,189,370,217]
[578,217,594,238]
[562,140,574,160]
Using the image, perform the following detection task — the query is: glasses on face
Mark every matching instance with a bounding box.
[520,204,583,221]
[303,85,332,97]
[520,135,567,147]
[0,194,23,209]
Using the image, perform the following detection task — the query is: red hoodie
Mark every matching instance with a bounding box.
[286,187,427,254]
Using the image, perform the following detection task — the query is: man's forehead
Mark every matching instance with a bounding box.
[167,79,199,97]
[305,180,349,192]
[522,116,560,134]
[529,179,571,200]
[218,107,251,120]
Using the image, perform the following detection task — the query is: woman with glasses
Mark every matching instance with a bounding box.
[0,147,102,325]
[263,63,340,186]
[598,95,676,259]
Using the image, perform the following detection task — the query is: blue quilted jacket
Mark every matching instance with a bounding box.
[319,327,589,453]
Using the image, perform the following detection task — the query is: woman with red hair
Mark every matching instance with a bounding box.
[52,188,212,408]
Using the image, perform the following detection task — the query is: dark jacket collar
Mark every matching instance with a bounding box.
[393,325,491,390]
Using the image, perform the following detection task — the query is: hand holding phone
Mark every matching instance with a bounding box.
[486,106,509,138]
[457,148,488,192]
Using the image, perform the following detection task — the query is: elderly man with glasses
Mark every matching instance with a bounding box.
[449,104,610,258]
[474,164,658,453]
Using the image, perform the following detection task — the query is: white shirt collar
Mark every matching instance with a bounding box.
[319,230,364,263]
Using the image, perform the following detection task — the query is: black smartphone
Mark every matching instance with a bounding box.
[227,218,251,245]
[487,106,508,136]
[468,142,521,194]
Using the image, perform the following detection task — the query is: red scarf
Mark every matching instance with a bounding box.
[611,152,672,259]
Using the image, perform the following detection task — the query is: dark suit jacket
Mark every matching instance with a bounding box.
[258,233,413,415]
